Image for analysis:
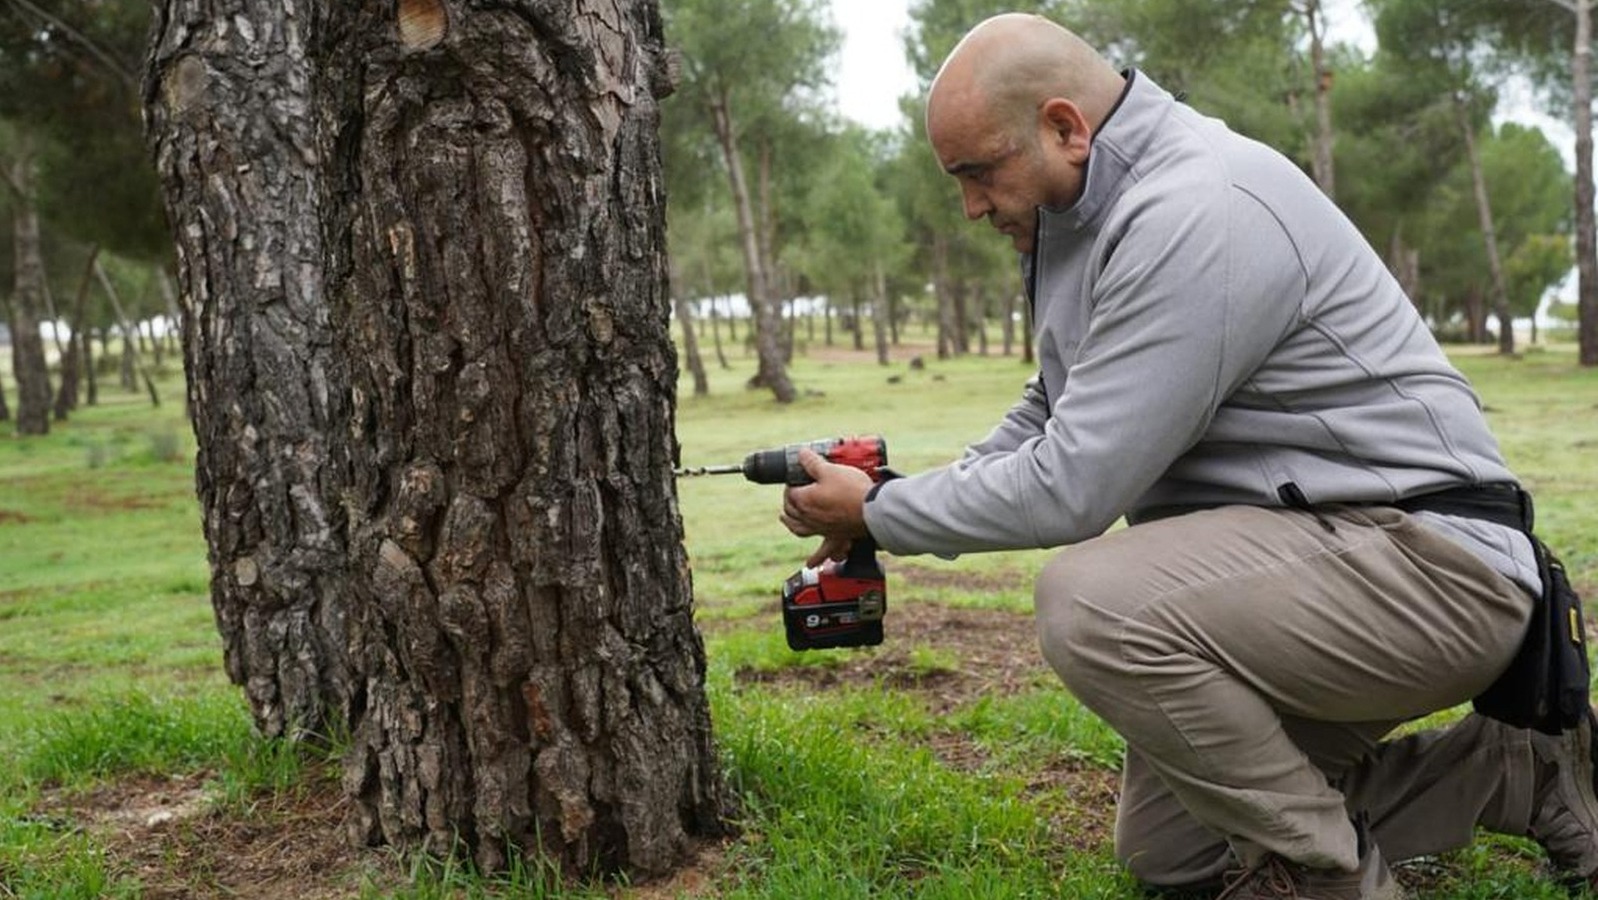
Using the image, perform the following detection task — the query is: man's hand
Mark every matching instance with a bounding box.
[780,448,873,567]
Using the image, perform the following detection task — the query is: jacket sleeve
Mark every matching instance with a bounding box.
[962,374,1050,461]
[863,183,1305,556]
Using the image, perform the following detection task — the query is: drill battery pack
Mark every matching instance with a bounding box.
[780,540,886,651]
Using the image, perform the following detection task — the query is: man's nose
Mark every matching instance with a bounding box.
[960,184,991,221]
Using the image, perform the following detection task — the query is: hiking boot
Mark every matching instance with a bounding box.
[1529,711,1598,888]
[1215,826,1403,900]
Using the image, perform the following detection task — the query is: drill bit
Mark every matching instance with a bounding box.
[673,464,746,477]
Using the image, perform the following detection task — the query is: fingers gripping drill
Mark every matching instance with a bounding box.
[676,436,889,650]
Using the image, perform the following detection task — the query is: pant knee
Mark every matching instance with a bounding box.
[1034,547,1126,704]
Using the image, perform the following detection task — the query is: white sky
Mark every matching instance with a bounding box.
[830,0,917,131]
[827,1,1575,167]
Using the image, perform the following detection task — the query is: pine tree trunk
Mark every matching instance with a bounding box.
[871,262,890,366]
[1304,0,1336,199]
[952,278,970,355]
[1454,95,1515,355]
[55,246,99,420]
[83,326,98,406]
[708,89,794,402]
[934,234,953,360]
[146,0,357,743]
[845,291,859,351]
[53,333,77,422]
[1021,295,1035,365]
[147,0,726,876]
[973,282,988,356]
[675,295,709,396]
[1572,0,1598,365]
[708,296,728,369]
[8,154,52,436]
[1002,290,1016,357]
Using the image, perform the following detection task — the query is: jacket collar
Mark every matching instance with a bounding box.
[1038,69,1173,235]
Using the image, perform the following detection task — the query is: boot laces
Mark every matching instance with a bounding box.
[1216,856,1304,899]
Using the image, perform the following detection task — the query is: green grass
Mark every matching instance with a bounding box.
[2,339,1597,897]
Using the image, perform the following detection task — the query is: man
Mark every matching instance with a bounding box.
[779,12,1598,899]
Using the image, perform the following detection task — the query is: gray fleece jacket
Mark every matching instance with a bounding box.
[863,70,1538,592]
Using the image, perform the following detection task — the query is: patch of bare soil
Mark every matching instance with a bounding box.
[37,767,385,900]
[64,490,169,513]
[0,508,32,524]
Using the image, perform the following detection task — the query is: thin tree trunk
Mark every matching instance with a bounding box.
[952,278,970,355]
[872,262,890,365]
[1465,288,1488,343]
[1022,294,1035,365]
[780,272,796,362]
[675,294,709,396]
[1572,0,1598,365]
[1302,0,1336,199]
[708,88,793,401]
[0,369,9,421]
[1002,288,1017,356]
[41,273,66,362]
[119,322,137,390]
[55,245,100,419]
[851,290,864,351]
[1388,227,1421,304]
[148,0,726,876]
[934,234,953,360]
[83,325,98,406]
[707,295,728,370]
[5,153,52,435]
[94,258,160,404]
[146,317,163,367]
[972,282,988,356]
[1454,94,1515,355]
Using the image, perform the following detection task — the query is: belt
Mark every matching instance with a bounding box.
[1392,482,1531,533]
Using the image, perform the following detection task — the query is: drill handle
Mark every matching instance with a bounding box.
[837,535,884,580]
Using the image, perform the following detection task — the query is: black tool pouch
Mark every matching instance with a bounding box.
[1393,483,1590,735]
[1472,539,1590,735]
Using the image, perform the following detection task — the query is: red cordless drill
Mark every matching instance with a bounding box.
[677,436,889,650]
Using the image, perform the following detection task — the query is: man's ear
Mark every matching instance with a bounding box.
[1040,97,1092,163]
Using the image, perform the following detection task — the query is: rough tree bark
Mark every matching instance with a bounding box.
[146,0,356,743]
[147,0,726,877]
[5,153,53,436]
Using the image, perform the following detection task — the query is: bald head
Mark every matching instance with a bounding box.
[927,14,1124,144]
[924,15,1125,253]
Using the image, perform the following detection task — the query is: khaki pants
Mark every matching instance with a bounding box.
[1034,505,1537,884]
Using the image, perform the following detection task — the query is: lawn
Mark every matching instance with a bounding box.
[0,338,1595,898]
